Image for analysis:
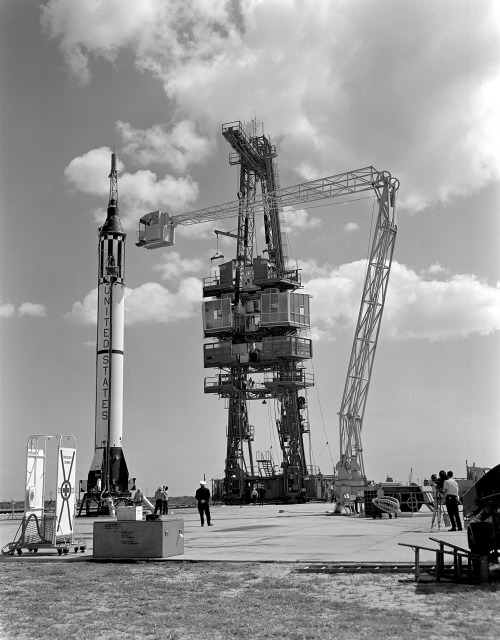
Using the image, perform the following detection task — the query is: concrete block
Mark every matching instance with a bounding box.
[93,518,184,559]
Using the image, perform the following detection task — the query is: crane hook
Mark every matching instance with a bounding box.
[211,233,224,262]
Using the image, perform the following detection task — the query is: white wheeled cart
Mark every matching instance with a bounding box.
[2,434,86,556]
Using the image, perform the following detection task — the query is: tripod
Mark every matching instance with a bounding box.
[431,490,445,530]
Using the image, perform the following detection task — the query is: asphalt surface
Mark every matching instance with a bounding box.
[0,502,469,565]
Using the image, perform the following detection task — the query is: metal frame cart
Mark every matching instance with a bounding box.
[2,434,86,556]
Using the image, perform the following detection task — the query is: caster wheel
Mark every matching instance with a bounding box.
[33,549,38,553]
[74,548,78,553]
[57,548,62,556]
[16,549,22,555]
[63,549,69,555]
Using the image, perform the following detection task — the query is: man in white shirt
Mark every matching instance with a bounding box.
[443,471,463,531]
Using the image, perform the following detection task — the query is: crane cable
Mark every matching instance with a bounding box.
[364,194,377,278]
[308,354,335,469]
[276,203,335,471]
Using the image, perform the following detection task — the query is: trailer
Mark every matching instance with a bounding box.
[1,435,86,556]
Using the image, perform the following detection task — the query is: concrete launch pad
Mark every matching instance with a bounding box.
[0,503,468,565]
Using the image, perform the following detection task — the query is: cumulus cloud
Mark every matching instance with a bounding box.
[18,303,47,318]
[152,251,204,280]
[66,279,202,325]
[384,264,500,340]
[304,260,500,341]
[43,0,500,212]
[283,207,321,233]
[117,120,215,171]
[125,278,201,325]
[0,300,15,318]
[41,0,236,85]
[66,255,500,339]
[0,299,46,318]
[63,147,115,196]
[65,289,97,324]
[344,222,359,234]
[64,147,199,230]
[423,263,449,278]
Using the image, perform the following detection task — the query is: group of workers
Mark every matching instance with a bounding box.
[132,485,169,515]
[132,480,213,527]
[430,469,463,531]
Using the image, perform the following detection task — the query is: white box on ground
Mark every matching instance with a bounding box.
[93,519,184,559]
[116,505,143,521]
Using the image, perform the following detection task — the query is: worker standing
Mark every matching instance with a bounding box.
[154,487,163,515]
[443,471,463,532]
[162,486,169,515]
[133,487,144,505]
[251,487,258,505]
[195,480,212,526]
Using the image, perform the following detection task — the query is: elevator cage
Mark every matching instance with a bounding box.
[203,336,312,367]
[203,291,311,335]
[203,298,233,334]
[260,291,310,328]
[261,336,312,360]
[136,211,175,249]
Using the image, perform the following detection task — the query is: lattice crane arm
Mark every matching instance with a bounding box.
[135,166,399,249]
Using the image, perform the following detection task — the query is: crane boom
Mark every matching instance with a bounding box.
[174,166,390,225]
[136,166,397,250]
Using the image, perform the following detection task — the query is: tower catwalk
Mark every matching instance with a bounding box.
[87,152,129,499]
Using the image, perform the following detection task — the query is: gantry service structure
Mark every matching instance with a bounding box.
[137,120,399,504]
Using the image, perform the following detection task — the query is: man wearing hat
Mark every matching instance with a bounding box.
[195,480,212,526]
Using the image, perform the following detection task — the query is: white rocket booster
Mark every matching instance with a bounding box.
[88,153,129,495]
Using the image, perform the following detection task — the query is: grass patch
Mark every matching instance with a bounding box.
[1,562,499,639]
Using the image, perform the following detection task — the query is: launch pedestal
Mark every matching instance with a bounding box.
[93,519,184,559]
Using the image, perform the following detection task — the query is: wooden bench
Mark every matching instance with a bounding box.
[398,538,488,583]
[428,537,488,584]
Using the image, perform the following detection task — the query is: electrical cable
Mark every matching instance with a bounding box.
[124,324,133,475]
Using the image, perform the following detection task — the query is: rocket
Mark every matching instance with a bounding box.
[87,152,129,496]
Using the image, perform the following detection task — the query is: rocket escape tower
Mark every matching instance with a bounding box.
[202,122,314,502]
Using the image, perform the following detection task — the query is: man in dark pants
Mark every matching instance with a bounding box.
[154,486,163,515]
[443,470,463,531]
[196,480,212,526]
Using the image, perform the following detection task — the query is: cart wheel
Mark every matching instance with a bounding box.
[57,548,62,556]
[80,546,86,553]
[16,548,22,555]
[63,549,69,555]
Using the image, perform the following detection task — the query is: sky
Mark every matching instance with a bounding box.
[1,0,500,499]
